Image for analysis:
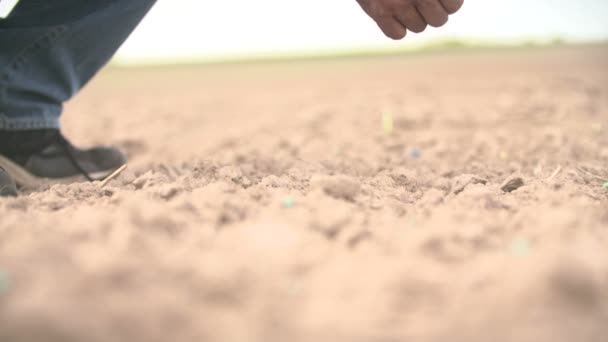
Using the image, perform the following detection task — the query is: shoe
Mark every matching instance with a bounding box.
[0,167,18,197]
[0,129,127,189]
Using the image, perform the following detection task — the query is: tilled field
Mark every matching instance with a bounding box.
[1,45,607,342]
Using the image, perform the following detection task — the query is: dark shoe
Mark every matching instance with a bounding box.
[0,129,126,189]
[0,167,18,197]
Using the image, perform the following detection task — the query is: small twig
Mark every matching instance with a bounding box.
[546,165,562,182]
[99,164,128,188]
[576,166,608,182]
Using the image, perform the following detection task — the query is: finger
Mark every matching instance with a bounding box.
[356,0,387,18]
[395,6,427,33]
[440,0,464,15]
[417,0,449,27]
[375,16,407,40]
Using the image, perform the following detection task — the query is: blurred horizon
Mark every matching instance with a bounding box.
[114,0,608,66]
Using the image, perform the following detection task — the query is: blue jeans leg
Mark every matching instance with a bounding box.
[0,0,156,130]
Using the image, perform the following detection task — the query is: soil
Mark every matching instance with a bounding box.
[1,45,607,342]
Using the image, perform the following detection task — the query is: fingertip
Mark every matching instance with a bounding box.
[390,30,407,40]
[441,0,464,15]
[428,15,448,28]
[409,23,428,33]
[396,7,428,34]
[376,17,407,40]
[417,1,449,28]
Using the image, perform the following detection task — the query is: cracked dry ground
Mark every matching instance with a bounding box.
[1,45,607,342]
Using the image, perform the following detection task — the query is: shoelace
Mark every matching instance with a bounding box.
[55,133,95,182]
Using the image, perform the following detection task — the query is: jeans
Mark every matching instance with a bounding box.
[0,0,156,130]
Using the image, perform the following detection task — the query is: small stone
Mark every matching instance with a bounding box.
[603,182,608,190]
[158,184,180,200]
[240,177,252,187]
[500,175,525,193]
[451,174,488,195]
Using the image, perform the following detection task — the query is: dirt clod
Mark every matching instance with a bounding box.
[451,174,488,195]
[312,175,361,201]
[500,175,525,193]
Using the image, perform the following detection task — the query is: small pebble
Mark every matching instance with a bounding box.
[500,175,525,193]
[451,174,488,195]
[603,182,608,190]
[282,198,296,209]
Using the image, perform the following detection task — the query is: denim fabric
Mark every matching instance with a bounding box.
[0,0,156,130]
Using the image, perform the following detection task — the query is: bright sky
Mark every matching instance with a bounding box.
[116,0,608,64]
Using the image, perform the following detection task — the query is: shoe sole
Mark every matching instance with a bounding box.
[0,154,116,190]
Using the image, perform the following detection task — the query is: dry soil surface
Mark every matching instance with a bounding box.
[1,46,608,342]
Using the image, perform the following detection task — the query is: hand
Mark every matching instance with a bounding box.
[357,0,464,39]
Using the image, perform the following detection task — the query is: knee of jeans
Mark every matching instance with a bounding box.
[130,0,157,6]
[124,0,157,12]
[2,0,156,27]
